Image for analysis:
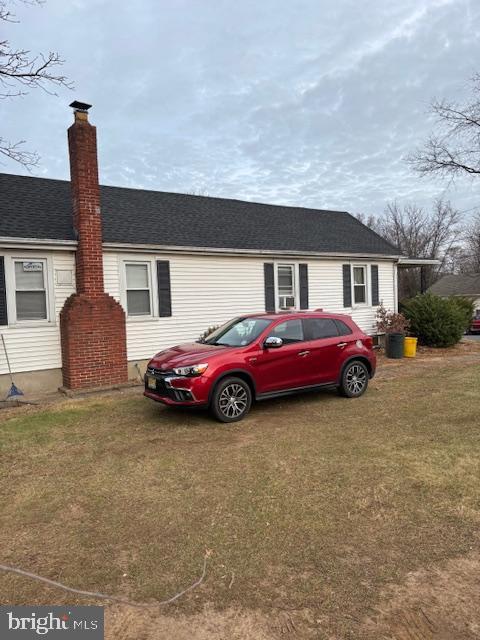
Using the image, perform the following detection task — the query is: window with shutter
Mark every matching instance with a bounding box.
[125,262,152,316]
[352,266,367,304]
[14,260,48,321]
[277,264,296,310]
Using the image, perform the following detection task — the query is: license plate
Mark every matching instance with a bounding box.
[147,376,157,390]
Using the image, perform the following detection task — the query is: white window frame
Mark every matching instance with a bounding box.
[274,262,298,311]
[351,264,369,307]
[3,254,55,326]
[122,260,155,320]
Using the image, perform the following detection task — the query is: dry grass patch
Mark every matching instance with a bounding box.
[362,552,480,639]
[1,363,480,639]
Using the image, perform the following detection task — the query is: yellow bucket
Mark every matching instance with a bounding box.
[404,336,418,358]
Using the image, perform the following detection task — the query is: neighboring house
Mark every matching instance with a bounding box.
[0,102,421,395]
[429,274,480,318]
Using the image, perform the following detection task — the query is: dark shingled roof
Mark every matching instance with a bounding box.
[0,173,400,256]
[429,273,480,297]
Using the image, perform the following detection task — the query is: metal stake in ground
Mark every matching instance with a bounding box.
[1,333,24,399]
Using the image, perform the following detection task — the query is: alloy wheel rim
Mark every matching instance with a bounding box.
[345,364,367,395]
[219,383,248,418]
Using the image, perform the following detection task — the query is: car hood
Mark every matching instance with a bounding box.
[149,342,229,369]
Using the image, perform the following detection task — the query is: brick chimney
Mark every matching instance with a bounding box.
[60,102,128,390]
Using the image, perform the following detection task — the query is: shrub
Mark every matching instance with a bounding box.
[375,304,410,334]
[450,296,475,331]
[402,294,470,347]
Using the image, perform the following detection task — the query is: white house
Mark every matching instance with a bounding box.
[0,102,410,395]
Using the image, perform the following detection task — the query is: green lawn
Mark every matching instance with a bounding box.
[1,362,479,639]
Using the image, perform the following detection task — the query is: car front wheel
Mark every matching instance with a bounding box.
[339,360,369,398]
[211,376,252,423]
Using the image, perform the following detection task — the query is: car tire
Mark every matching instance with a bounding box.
[210,376,252,423]
[338,360,369,398]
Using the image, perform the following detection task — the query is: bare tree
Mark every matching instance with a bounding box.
[409,74,480,179]
[358,201,463,299]
[1,0,72,167]
[460,212,480,273]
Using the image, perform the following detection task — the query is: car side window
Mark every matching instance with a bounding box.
[269,319,304,344]
[334,319,353,336]
[305,318,338,340]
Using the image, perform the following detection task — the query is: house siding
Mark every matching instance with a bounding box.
[0,250,76,376]
[1,249,398,377]
[104,252,266,361]
[309,260,396,335]
[104,251,397,362]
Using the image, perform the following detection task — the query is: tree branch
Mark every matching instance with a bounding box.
[0,137,39,168]
[0,0,72,167]
[408,76,480,179]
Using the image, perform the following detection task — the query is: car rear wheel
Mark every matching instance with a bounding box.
[339,360,369,398]
[211,376,252,423]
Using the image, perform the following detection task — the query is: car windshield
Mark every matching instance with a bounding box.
[201,317,272,347]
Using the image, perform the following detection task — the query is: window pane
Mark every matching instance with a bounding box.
[205,317,271,347]
[16,291,47,320]
[353,267,365,285]
[277,265,294,295]
[307,318,338,339]
[15,261,44,289]
[334,319,353,336]
[126,264,149,288]
[354,285,366,304]
[269,319,304,343]
[127,290,151,315]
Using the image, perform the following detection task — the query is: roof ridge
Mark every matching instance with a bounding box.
[0,172,348,216]
[439,273,480,279]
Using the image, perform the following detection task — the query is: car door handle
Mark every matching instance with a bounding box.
[337,342,347,348]
[298,350,310,356]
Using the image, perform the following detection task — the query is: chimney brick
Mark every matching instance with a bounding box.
[60,105,128,390]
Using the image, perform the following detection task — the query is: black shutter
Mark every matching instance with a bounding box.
[342,264,352,307]
[264,263,275,312]
[371,265,379,306]
[0,256,7,326]
[299,263,309,309]
[156,260,172,317]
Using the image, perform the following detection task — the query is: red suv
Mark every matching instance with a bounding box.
[470,310,480,334]
[144,312,376,422]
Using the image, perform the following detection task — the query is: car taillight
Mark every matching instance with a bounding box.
[363,336,373,349]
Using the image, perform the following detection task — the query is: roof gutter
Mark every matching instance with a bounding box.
[398,257,441,267]
[0,236,77,250]
[0,236,403,260]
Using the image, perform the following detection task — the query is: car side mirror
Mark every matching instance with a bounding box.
[264,336,283,348]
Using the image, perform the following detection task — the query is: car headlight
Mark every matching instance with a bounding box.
[173,363,209,377]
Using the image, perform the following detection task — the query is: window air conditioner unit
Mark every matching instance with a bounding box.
[279,296,296,309]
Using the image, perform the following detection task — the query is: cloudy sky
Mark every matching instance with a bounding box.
[3,0,480,216]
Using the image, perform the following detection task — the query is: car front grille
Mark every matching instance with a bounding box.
[147,366,175,376]
[145,367,193,402]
